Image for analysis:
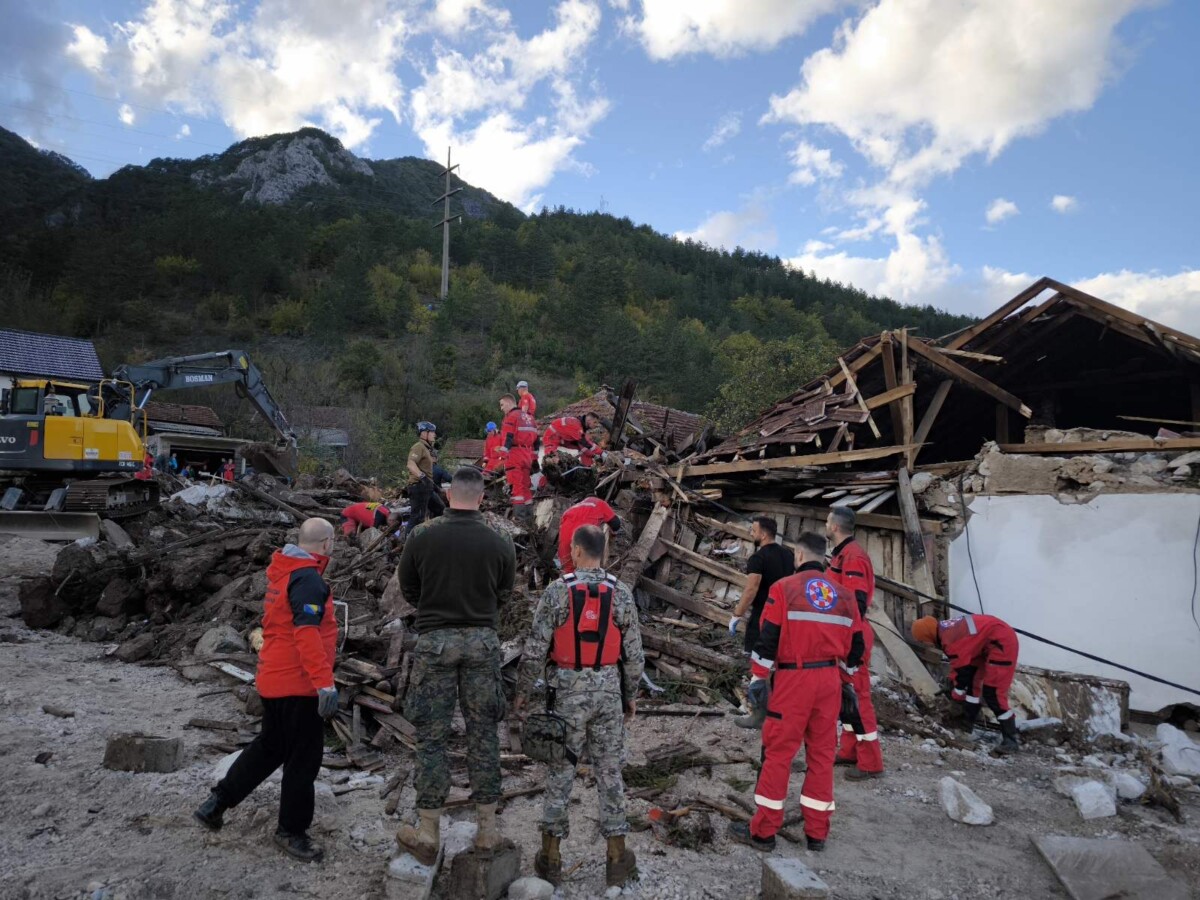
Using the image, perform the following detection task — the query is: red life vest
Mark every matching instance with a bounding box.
[550,572,622,670]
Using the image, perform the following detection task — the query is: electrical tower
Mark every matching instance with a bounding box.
[433,146,463,302]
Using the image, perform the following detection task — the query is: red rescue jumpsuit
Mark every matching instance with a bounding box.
[557,497,619,573]
[542,416,600,465]
[340,501,387,537]
[749,562,860,843]
[518,391,537,417]
[483,432,505,472]
[939,614,1020,722]
[829,537,883,773]
[499,407,538,507]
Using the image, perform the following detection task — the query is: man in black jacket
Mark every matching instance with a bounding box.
[395,466,517,865]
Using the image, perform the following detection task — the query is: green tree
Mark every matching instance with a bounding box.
[336,340,384,398]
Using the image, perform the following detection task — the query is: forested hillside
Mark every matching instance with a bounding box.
[0,125,971,476]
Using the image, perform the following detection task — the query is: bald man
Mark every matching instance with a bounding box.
[194,517,340,863]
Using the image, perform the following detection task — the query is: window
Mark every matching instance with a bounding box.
[10,387,39,415]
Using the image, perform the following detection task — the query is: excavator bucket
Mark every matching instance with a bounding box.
[240,441,299,479]
[0,511,101,541]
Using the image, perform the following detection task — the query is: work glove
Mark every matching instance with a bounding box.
[317,686,339,718]
[728,615,742,637]
[747,677,769,711]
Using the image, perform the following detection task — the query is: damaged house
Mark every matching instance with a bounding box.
[636,278,1200,722]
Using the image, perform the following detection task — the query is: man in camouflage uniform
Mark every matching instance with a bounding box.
[395,466,516,865]
[515,525,644,889]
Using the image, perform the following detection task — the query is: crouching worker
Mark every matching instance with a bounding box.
[514,525,644,889]
[193,518,340,862]
[912,614,1021,753]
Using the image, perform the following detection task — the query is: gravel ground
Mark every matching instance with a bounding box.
[1,537,1198,899]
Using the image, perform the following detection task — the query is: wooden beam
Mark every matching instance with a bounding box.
[937,348,1004,364]
[1044,277,1200,356]
[879,335,906,440]
[827,343,885,390]
[866,604,940,700]
[658,538,747,586]
[1118,415,1200,428]
[995,403,1011,444]
[997,438,1200,454]
[891,468,941,700]
[910,380,952,468]
[638,577,730,627]
[906,338,1032,418]
[617,504,669,585]
[725,500,942,535]
[837,356,882,440]
[678,444,916,478]
[944,277,1051,351]
[641,627,737,672]
[900,332,915,470]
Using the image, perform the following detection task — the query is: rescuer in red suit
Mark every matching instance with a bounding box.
[497,393,538,521]
[557,496,621,573]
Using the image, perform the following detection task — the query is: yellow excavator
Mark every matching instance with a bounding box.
[0,350,296,538]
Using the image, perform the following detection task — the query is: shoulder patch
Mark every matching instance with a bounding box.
[562,573,577,583]
[805,578,838,611]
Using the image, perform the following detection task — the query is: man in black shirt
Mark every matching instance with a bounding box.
[730,517,794,729]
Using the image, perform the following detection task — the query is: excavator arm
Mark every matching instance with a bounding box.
[112,351,298,476]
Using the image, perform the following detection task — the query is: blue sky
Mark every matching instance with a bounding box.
[3,0,1198,328]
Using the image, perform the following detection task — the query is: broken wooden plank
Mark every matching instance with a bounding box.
[998,438,1200,454]
[866,604,939,700]
[879,335,907,442]
[943,277,1051,351]
[857,489,896,515]
[725,500,942,535]
[906,338,1032,418]
[618,504,670,585]
[911,380,953,468]
[827,342,885,390]
[937,347,1004,364]
[641,627,737,672]
[207,661,255,683]
[678,444,916,478]
[837,356,882,440]
[864,382,916,412]
[657,539,747,587]
[639,577,731,627]
[690,795,803,844]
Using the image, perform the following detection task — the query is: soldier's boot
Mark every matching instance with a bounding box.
[395,808,441,866]
[605,835,638,888]
[534,833,562,885]
[474,803,499,854]
[997,717,1020,754]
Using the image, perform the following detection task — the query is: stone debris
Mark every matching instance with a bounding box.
[762,857,831,899]
[1034,835,1190,900]
[507,877,555,900]
[194,625,248,659]
[938,777,994,826]
[1157,724,1200,777]
[102,733,182,774]
[1070,780,1117,820]
[1113,772,1148,801]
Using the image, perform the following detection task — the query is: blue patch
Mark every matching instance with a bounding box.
[805,578,837,611]
[303,604,321,616]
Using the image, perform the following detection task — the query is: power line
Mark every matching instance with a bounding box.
[0,72,220,129]
[0,101,226,151]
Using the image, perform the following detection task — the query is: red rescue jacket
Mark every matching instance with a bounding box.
[938,614,1018,681]
[256,545,337,698]
[550,571,622,670]
[543,416,596,452]
[751,562,860,679]
[501,407,539,450]
[519,392,537,417]
[483,433,504,471]
[342,501,386,529]
[828,537,875,616]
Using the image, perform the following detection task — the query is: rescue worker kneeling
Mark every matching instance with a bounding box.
[730,531,864,853]
[515,525,645,889]
[912,614,1021,753]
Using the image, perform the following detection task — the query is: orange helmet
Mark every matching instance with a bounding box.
[911,616,939,645]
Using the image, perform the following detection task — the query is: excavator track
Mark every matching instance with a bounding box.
[64,478,160,518]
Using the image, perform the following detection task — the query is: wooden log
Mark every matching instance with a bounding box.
[641,627,737,672]
[906,337,1032,418]
[690,794,803,844]
[679,444,915,478]
[639,578,730,627]
[837,356,882,439]
[656,539,747,587]
[943,277,1050,351]
[998,438,1200,454]
[618,504,670,585]
[911,380,952,468]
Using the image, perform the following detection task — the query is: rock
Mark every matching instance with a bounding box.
[313,782,339,819]
[32,802,52,817]
[19,577,67,628]
[200,572,233,592]
[194,625,248,659]
[1130,454,1169,475]
[100,519,134,549]
[358,526,383,550]
[167,545,224,592]
[909,472,934,494]
[381,569,416,619]
[96,577,140,617]
[445,839,521,900]
[114,633,156,663]
[507,877,555,900]
[980,448,1063,494]
[42,704,75,718]
[103,734,182,773]
[243,686,264,716]
[938,777,993,825]
[1053,773,1114,802]
[386,853,440,900]
[207,574,252,608]
[88,615,122,642]
[762,857,830,899]
[1170,450,1200,468]
[1070,781,1117,820]
[1034,835,1190,900]
[1113,772,1147,800]
[1172,465,1192,478]
[1157,724,1200,777]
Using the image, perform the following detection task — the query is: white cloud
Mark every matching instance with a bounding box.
[66,24,108,71]
[118,103,135,125]
[71,0,410,150]
[1051,194,1079,213]
[622,0,842,60]
[175,122,191,139]
[410,0,608,208]
[803,239,833,253]
[429,0,511,34]
[702,112,740,152]
[676,203,777,252]
[787,140,843,186]
[766,0,1154,189]
[985,197,1019,225]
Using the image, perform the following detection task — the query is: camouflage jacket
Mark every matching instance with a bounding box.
[517,567,644,702]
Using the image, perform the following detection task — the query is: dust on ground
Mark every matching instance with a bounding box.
[2,541,1199,899]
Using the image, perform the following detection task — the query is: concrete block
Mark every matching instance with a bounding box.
[103,733,182,773]
[1034,835,1189,900]
[444,840,521,900]
[1070,781,1117,820]
[100,519,135,549]
[1113,772,1147,800]
[1158,724,1200,777]
[938,776,993,826]
[386,852,441,900]
[762,857,830,899]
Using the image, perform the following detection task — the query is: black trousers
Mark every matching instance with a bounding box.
[215,695,324,835]
[408,480,445,528]
[744,597,767,653]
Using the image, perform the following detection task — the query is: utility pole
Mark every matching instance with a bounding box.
[433,146,462,302]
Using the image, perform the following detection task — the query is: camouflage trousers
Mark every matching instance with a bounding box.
[405,627,504,809]
[541,673,628,839]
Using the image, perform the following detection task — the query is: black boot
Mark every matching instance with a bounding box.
[728,821,775,852]
[193,791,228,831]
[806,836,826,852]
[997,717,1020,754]
[274,829,324,863]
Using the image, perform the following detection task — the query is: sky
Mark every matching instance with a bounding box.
[2,0,1199,329]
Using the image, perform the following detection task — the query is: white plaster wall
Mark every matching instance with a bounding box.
[949,493,1200,712]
